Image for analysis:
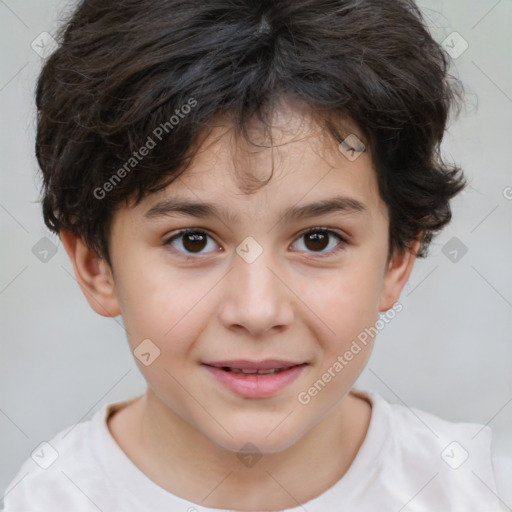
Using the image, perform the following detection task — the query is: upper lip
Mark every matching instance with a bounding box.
[203,359,306,370]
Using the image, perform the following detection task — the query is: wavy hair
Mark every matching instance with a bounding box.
[35,0,466,266]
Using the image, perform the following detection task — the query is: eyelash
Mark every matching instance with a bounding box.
[163,227,348,259]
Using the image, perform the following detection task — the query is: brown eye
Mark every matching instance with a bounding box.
[304,231,329,252]
[181,232,207,252]
[165,229,218,256]
[292,228,347,257]
[164,227,347,259]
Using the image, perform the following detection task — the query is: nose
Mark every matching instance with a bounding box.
[217,249,295,338]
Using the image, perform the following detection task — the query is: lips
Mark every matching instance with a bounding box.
[222,367,287,375]
[203,361,308,398]
[202,359,305,372]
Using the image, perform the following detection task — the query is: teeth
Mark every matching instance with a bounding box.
[227,367,286,375]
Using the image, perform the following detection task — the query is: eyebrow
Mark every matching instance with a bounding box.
[144,195,368,223]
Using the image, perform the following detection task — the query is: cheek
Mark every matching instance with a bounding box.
[300,260,383,340]
[118,267,217,368]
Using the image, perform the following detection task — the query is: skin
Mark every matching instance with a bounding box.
[61,100,419,510]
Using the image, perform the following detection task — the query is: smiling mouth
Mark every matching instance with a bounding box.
[202,359,308,375]
[217,366,297,375]
[202,362,308,398]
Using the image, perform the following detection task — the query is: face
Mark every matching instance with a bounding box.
[63,102,416,455]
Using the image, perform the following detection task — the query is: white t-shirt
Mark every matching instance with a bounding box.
[1,388,506,511]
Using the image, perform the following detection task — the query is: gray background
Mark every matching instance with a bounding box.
[1,0,511,507]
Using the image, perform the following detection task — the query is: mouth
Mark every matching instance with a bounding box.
[201,360,308,398]
[202,359,307,373]
[216,367,293,375]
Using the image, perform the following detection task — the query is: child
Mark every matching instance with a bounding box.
[3,0,505,510]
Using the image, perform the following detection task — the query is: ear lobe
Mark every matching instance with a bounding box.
[379,240,420,312]
[60,230,121,317]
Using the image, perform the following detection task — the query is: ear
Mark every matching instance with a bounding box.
[60,230,121,317]
[379,240,420,312]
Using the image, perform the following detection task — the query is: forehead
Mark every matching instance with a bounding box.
[195,102,368,184]
[126,102,386,224]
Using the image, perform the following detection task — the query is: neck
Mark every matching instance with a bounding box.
[109,388,371,510]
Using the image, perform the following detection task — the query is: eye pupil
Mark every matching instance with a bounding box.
[305,232,329,252]
[168,228,344,258]
[183,232,207,252]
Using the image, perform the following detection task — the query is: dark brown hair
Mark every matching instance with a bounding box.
[35,0,466,267]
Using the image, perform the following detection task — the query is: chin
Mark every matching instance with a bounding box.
[208,423,306,457]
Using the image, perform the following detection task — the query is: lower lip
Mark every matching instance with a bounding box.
[203,364,307,398]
